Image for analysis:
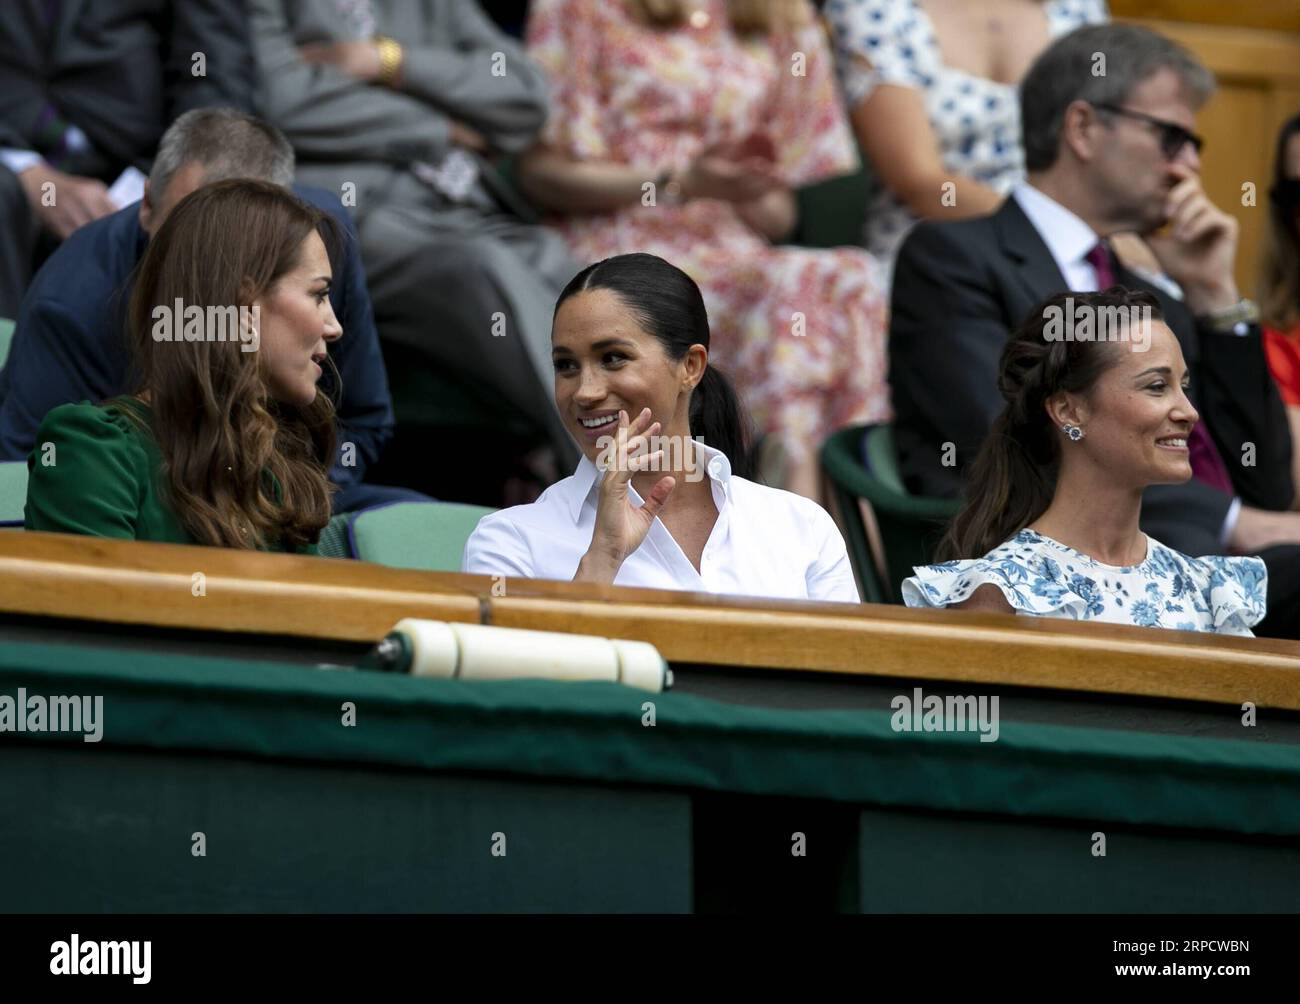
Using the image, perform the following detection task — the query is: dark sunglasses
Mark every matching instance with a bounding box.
[1093,103,1205,159]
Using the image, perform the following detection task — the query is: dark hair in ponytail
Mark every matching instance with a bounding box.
[555,252,753,477]
[936,287,1163,561]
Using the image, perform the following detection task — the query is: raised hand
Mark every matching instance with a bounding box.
[18,165,116,240]
[574,408,676,585]
[1145,163,1240,314]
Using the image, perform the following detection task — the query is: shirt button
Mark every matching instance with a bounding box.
[707,458,724,478]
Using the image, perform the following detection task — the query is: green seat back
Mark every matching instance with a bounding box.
[348,501,495,572]
[0,460,29,528]
[316,512,352,559]
[791,168,871,249]
[820,424,960,604]
[862,422,908,494]
[0,317,15,369]
[384,342,520,432]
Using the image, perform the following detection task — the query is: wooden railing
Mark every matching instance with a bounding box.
[3,531,1300,709]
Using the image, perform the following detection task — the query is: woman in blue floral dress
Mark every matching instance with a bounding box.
[902,288,1267,636]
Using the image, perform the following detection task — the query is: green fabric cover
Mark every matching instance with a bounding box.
[857,805,1300,913]
[349,501,493,571]
[3,639,1299,837]
[1,742,693,912]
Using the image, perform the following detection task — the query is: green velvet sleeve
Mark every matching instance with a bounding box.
[24,403,147,539]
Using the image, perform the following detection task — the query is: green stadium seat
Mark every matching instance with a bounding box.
[0,461,27,528]
[1,316,18,528]
[0,316,15,368]
[316,512,352,559]
[791,167,871,248]
[331,500,494,571]
[821,424,960,604]
[382,340,536,436]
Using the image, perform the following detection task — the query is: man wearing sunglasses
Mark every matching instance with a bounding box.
[888,23,1300,638]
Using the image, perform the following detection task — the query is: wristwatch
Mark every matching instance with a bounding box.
[1198,298,1259,336]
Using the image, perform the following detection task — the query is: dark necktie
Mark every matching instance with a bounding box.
[1084,241,1236,495]
[31,0,78,169]
[1084,241,1117,290]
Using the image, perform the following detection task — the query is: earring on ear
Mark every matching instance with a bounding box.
[1063,424,1085,442]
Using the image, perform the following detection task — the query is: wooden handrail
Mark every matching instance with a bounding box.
[1112,0,1300,33]
[0,531,483,638]
[3,531,1300,708]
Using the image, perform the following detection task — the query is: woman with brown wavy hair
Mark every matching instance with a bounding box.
[24,179,342,552]
[901,289,1267,636]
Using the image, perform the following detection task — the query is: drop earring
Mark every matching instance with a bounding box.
[1063,424,1085,442]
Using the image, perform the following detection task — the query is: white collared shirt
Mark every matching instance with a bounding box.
[1012,181,1103,291]
[462,442,860,603]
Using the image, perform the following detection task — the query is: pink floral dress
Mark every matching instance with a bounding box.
[526,0,891,463]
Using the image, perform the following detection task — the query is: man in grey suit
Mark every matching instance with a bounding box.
[0,0,256,316]
[249,0,580,465]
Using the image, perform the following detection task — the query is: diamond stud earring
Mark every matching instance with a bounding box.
[1063,424,1085,442]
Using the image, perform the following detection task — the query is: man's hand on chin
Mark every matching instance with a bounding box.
[1145,163,1240,315]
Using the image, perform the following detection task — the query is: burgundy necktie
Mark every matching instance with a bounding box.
[1083,242,1236,495]
[1085,241,1117,289]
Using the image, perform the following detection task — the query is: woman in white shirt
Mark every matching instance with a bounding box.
[902,288,1267,635]
[462,252,860,603]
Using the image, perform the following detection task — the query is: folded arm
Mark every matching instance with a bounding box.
[398,2,550,155]
[248,0,451,164]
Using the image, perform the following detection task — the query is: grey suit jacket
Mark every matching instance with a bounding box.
[0,0,256,179]
[249,0,549,219]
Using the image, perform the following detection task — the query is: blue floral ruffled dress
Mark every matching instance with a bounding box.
[901,529,1267,636]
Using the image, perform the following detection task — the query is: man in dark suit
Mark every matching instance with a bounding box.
[0,0,255,316]
[0,108,423,514]
[890,23,1300,636]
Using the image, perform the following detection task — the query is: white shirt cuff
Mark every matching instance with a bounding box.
[1219,496,1242,550]
[0,149,45,176]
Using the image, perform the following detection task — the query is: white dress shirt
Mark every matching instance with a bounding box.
[462,441,860,603]
[1012,181,1103,291]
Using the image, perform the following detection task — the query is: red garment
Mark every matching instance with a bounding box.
[1264,323,1300,407]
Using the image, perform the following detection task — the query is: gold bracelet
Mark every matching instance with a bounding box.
[375,36,403,87]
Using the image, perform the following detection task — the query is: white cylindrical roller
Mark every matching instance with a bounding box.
[390,619,668,692]
[611,639,670,693]
[452,621,620,683]
[393,618,460,680]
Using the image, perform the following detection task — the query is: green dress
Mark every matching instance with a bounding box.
[25,398,319,555]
